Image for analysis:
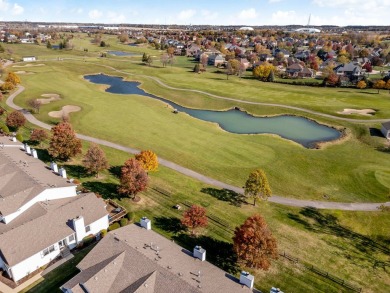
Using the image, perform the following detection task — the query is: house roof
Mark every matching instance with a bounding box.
[62,224,258,293]
[0,137,75,216]
[0,193,107,266]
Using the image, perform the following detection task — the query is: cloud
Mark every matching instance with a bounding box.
[312,0,389,8]
[201,9,219,20]
[0,0,9,11]
[178,9,196,20]
[238,8,257,19]
[107,11,126,23]
[269,0,283,3]
[89,9,103,19]
[11,3,23,15]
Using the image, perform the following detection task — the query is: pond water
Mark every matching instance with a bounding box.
[84,74,341,147]
[107,51,139,56]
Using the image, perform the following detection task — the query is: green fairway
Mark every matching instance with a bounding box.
[7,52,390,202]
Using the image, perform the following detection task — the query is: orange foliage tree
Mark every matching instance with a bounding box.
[5,72,21,86]
[118,158,148,199]
[48,122,82,160]
[373,80,386,93]
[233,214,278,270]
[181,205,208,236]
[6,111,26,130]
[30,129,49,145]
[135,150,158,172]
[83,143,109,178]
[356,80,367,89]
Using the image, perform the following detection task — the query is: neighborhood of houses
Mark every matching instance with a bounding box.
[0,135,262,292]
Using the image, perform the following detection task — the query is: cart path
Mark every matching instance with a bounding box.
[6,85,390,211]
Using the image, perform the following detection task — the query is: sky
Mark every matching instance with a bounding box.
[0,0,389,26]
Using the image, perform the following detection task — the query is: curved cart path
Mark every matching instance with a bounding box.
[6,84,390,211]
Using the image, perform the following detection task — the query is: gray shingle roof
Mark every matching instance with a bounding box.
[382,121,390,130]
[0,193,107,266]
[62,224,258,293]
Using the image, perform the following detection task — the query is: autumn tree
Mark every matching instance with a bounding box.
[233,214,278,270]
[373,80,386,93]
[83,143,109,178]
[385,80,390,94]
[118,158,148,199]
[48,122,82,160]
[200,53,208,69]
[118,32,129,43]
[326,72,339,86]
[27,98,42,113]
[253,63,275,81]
[142,52,148,63]
[6,111,26,130]
[362,63,373,73]
[160,53,169,67]
[1,81,15,92]
[227,59,240,76]
[356,80,367,89]
[146,55,153,66]
[181,205,208,236]
[30,129,48,145]
[167,46,175,57]
[135,150,158,172]
[5,72,21,86]
[244,169,271,206]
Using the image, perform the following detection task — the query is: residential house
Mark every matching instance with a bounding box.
[273,48,290,58]
[286,63,315,78]
[381,121,390,140]
[0,137,109,283]
[208,54,225,66]
[22,56,36,62]
[259,54,274,62]
[294,50,310,61]
[334,62,362,77]
[61,224,259,293]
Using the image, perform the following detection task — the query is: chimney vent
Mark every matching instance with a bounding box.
[50,162,58,173]
[31,149,38,159]
[12,137,16,142]
[239,271,254,289]
[25,144,31,155]
[59,167,67,179]
[193,246,206,261]
[140,217,151,230]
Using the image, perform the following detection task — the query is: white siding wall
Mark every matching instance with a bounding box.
[10,243,62,282]
[3,186,77,223]
[381,125,390,139]
[8,215,108,282]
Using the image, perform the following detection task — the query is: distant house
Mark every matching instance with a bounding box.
[334,62,362,80]
[259,54,274,62]
[22,56,36,62]
[208,54,225,66]
[381,121,390,139]
[286,63,314,78]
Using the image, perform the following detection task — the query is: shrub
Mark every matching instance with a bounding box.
[126,211,134,222]
[100,229,108,238]
[0,123,9,134]
[15,132,23,142]
[72,179,80,185]
[120,218,129,227]
[108,222,120,231]
[82,234,95,246]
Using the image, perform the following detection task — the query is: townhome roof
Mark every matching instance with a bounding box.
[0,137,75,216]
[62,224,258,293]
[0,193,107,266]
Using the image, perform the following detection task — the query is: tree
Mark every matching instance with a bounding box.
[362,63,373,73]
[356,80,367,89]
[100,40,106,47]
[167,46,175,57]
[118,158,148,199]
[48,122,82,160]
[238,62,246,78]
[83,143,109,178]
[46,40,52,49]
[27,98,42,113]
[233,214,278,270]
[118,32,129,43]
[6,111,26,130]
[142,52,148,63]
[135,150,158,172]
[160,53,169,67]
[200,53,208,69]
[0,81,15,92]
[193,63,200,73]
[5,72,21,86]
[30,129,48,145]
[385,80,390,94]
[326,72,339,86]
[181,205,208,236]
[253,63,275,82]
[373,80,386,93]
[146,55,153,66]
[244,169,271,206]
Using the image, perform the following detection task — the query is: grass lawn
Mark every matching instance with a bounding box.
[6,55,390,202]
[19,244,95,293]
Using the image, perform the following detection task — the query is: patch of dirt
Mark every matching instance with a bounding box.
[337,108,376,116]
[12,63,45,68]
[38,93,61,104]
[48,105,81,118]
[13,70,35,75]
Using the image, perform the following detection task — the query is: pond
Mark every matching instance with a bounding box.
[107,51,139,56]
[84,74,341,148]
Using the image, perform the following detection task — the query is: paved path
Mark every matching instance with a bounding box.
[6,81,390,211]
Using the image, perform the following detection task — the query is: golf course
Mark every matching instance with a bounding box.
[1,34,390,292]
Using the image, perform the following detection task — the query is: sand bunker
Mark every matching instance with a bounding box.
[337,109,376,116]
[38,93,61,104]
[13,63,45,68]
[14,71,35,75]
[48,105,81,118]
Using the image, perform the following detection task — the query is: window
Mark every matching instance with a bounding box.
[42,245,55,256]
[86,225,91,233]
[68,234,75,242]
